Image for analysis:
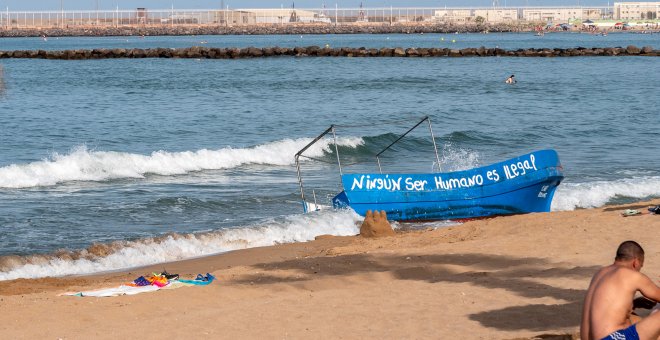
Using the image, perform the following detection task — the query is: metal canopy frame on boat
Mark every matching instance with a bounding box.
[294,116,441,212]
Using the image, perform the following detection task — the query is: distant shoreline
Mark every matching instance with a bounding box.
[0,23,515,38]
[2,22,657,38]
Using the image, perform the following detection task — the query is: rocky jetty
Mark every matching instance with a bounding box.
[0,23,528,38]
[0,45,657,59]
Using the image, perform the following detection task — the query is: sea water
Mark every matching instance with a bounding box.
[0,33,658,280]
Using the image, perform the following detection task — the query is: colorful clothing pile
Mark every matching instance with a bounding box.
[61,272,215,297]
[128,273,171,288]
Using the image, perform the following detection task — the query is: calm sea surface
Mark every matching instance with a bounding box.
[0,32,658,279]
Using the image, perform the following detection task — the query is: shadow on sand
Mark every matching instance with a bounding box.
[231,252,598,332]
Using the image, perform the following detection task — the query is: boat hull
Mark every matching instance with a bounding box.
[332,150,563,221]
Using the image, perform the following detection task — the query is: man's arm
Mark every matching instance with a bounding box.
[581,291,593,340]
[636,273,660,303]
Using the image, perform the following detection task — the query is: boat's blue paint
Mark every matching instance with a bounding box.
[332,149,563,221]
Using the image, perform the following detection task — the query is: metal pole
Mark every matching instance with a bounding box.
[295,155,307,209]
[375,116,430,159]
[427,117,442,172]
[294,125,335,212]
[312,190,318,209]
[331,126,343,178]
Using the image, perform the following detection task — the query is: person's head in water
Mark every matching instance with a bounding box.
[510,74,515,78]
[615,240,645,271]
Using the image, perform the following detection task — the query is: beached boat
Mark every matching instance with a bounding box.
[295,117,564,221]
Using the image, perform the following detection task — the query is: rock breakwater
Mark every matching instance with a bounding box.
[0,45,657,59]
[0,23,529,38]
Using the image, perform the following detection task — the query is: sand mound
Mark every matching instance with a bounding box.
[360,210,395,238]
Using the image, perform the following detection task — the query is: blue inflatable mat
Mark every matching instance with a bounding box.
[177,273,215,286]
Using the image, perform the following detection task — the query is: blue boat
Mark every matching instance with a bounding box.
[295,117,564,221]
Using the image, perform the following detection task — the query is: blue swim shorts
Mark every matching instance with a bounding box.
[602,324,639,340]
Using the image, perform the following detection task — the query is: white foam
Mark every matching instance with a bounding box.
[0,137,364,189]
[552,176,660,211]
[0,209,362,281]
[437,142,481,172]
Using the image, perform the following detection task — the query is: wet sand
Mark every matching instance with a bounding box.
[2,200,659,339]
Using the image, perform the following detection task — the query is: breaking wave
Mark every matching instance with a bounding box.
[0,209,362,281]
[0,137,364,189]
[437,142,481,172]
[552,176,660,211]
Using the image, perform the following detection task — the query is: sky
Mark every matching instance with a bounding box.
[0,0,653,11]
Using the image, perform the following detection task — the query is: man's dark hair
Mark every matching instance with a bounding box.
[615,240,645,261]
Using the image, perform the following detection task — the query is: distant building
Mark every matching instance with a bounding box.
[614,2,660,20]
[521,8,602,22]
[432,9,473,22]
[212,10,256,25]
[433,7,605,23]
[473,9,518,22]
[237,9,331,24]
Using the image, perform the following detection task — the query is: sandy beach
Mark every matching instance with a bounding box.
[1,200,659,339]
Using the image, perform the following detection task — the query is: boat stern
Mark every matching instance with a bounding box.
[332,191,349,210]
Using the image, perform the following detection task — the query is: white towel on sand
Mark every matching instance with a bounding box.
[63,284,160,297]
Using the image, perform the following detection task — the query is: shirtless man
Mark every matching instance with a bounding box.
[581,241,660,340]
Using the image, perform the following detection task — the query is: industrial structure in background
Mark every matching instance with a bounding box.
[615,1,659,19]
[0,2,658,29]
[433,2,658,23]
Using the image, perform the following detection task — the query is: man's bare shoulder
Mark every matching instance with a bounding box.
[590,265,645,293]
[597,265,642,278]
[600,266,650,294]
[613,266,646,280]
[591,265,617,283]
